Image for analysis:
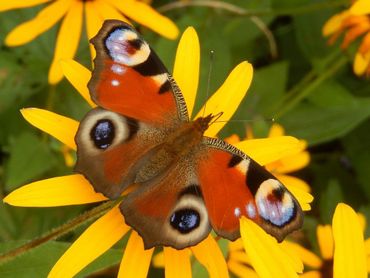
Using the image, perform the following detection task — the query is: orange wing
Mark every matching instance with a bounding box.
[120,157,211,250]
[198,138,303,242]
[88,20,188,125]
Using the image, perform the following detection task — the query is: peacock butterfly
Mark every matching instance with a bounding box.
[74,20,303,249]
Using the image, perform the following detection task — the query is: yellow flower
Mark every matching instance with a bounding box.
[60,145,75,167]
[323,0,370,76]
[157,221,306,278]
[226,124,313,211]
[228,203,369,278]
[278,203,369,278]
[2,0,179,84]
[3,27,311,277]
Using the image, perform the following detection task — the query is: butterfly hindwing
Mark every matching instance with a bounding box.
[120,156,211,249]
[198,137,303,242]
[89,20,188,125]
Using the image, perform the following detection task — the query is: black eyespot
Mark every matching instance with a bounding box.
[90,119,115,149]
[170,209,200,234]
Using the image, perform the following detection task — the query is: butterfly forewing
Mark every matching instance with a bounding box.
[88,20,188,125]
[198,137,303,242]
[75,107,169,199]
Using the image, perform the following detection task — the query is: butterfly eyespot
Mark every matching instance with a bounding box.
[170,208,200,234]
[255,179,296,227]
[90,119,115,149]
[105,28,149,66]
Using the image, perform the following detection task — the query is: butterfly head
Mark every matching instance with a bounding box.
[195,112,223,133]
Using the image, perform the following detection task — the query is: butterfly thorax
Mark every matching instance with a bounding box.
[133,115,213,184]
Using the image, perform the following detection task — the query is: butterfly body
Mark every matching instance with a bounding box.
[130,115,211,185]
[75,20,303,250]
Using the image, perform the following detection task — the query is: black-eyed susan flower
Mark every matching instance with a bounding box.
[227,203,369,278]
[278,203,369,278]
[1,0,179,84]
[3,27,312,277]
[323,0,370,76]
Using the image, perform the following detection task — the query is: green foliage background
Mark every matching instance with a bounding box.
[0,0,369,276]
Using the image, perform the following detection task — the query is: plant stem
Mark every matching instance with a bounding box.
[158,0,347,17]
[0,200,119,264]
[46,85,56,111]
[274,56,348,119]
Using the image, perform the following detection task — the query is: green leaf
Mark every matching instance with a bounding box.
[271,0,309,9]
[218,62,288,138]
[292,6,333,67]
[0,241,122,278]
[247,61,288,116]
[280,81,370,145]
[343,120,370,199]
[5,132,56,190]
[319,179,343,223]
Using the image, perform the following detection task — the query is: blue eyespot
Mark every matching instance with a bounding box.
[90,120,115,149]
[170,209,200,234]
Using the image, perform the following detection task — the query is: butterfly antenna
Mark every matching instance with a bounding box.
[202,50,215,117]
[210,111,224,125]
[214,117,275,123]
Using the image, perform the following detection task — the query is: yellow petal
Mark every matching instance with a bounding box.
[365,236,370,248]
[225,134,241,145]
[60,59,96,107]
[228,238,244,252]
[332,203,367,278]
[85,1,104,59]
[357,213,366,234]
[268,123,285,137]
[350,0,370,15]
[95,0,130,23]
[228,250,250,265]
[164,247,191,278]
[284,183,313,211]
[300,271,322,278]
[152,251,164,268]
[191,235,229,278]
[227,260,258,278]
[61,145,75,167]
[173,27,200,116]
[49,206,130,277]
[3,174,106,207]
[245,125,255,140]
[118,231,154,278]
[316,225,334,260]
[354,52,370,76]
[322,11,350,36]
[267,151,310,174]
[106,0,179,40]
[48,1,83,84]
[196,62,253,137]
[277,174,311,193]
[5,0,72,46]
[0,0,51,12]
[21,108,78,150]
[240,217,303,278]
[280,241,322,269]
[234,136,301,166]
